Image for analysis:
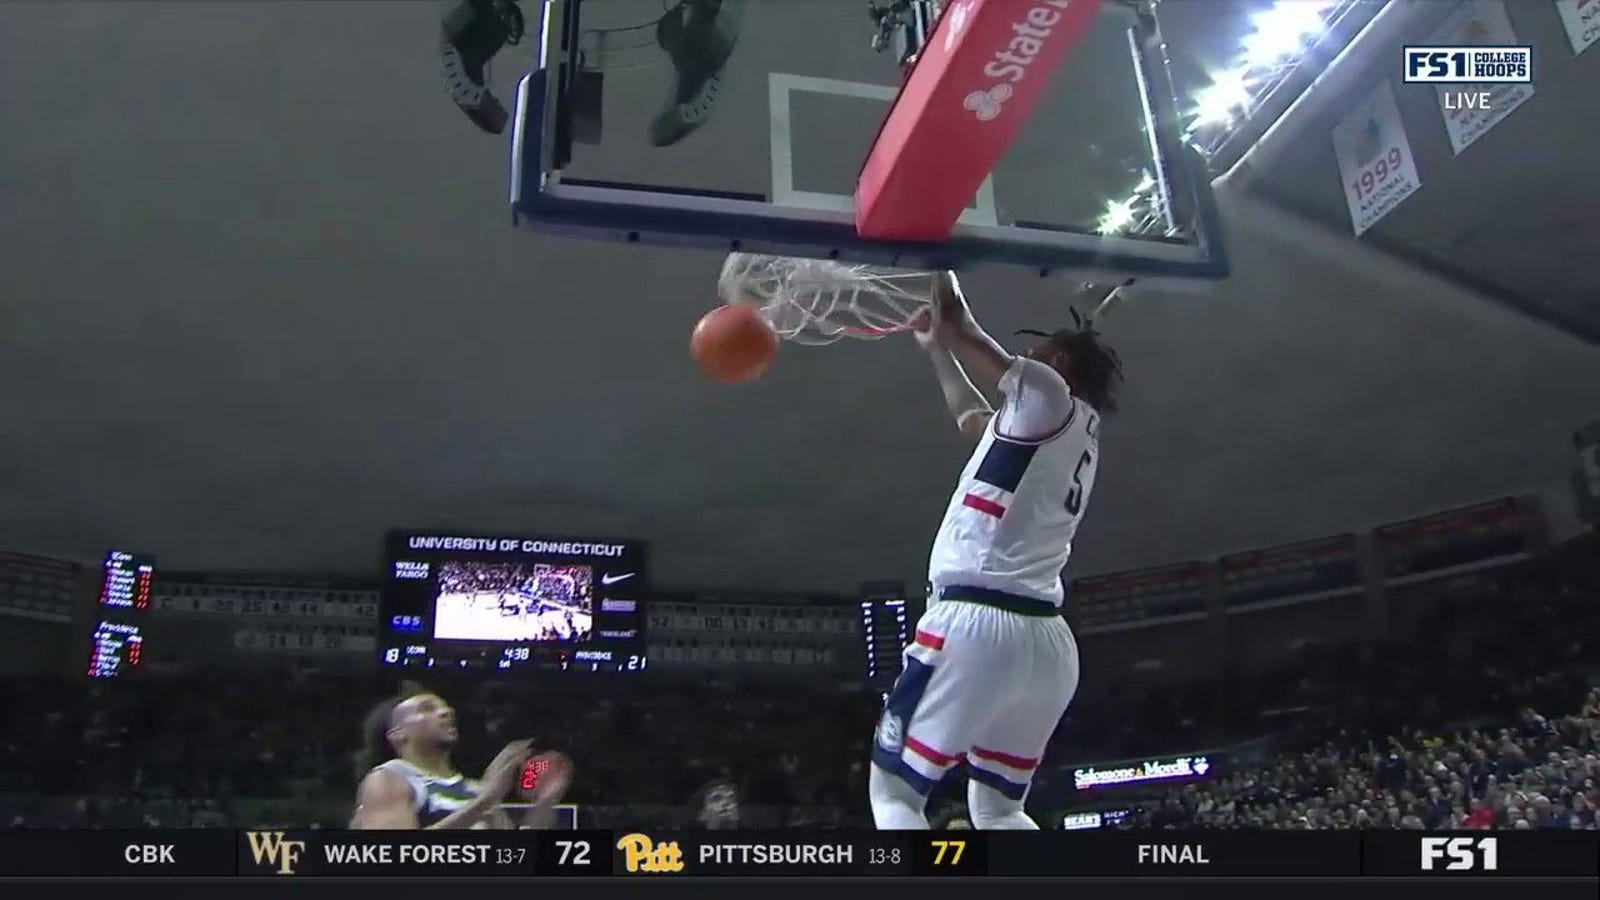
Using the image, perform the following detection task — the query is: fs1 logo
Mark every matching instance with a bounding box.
[1403,46,1532,83]
[1420,836,1498,872]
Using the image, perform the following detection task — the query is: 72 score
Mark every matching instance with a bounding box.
[1349,147,1405,202]
[541,837,606,875]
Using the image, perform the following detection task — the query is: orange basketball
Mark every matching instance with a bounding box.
[690,304,778,384]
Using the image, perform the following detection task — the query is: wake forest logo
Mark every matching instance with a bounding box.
[616,833,684,874]
[247,831,307,876]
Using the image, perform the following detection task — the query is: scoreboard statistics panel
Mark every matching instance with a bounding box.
[858,581,913,691]
[87,549,154,680]
[380,531,648,674]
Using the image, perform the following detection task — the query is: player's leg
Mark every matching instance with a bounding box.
[869,602,1024,829]
[965,616,1079,829]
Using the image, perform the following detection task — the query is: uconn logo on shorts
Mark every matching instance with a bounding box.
[876,713,905,753]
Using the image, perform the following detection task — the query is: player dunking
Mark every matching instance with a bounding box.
[350,683,572,829]
[870,273,1122,830]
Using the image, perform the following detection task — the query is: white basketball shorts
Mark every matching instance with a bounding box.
[871,595,1079,801]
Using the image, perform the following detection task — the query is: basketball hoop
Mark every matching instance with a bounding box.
[717,253,935,345]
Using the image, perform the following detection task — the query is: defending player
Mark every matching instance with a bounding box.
[869,273,1122,830]
[350,683,572,829]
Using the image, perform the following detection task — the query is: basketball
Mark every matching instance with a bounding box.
[690,304,778,383]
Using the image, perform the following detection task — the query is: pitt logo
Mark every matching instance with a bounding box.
[616,833,685,874]
[246,831,307,876]
[982,0,1074,84]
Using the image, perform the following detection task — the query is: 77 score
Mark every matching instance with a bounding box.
[931,839,966,866]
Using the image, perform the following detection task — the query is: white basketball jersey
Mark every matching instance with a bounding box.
[927,382,1100,607]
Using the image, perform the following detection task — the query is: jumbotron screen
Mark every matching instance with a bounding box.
[380,531,649,674]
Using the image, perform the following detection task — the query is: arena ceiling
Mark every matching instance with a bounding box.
[1235,0,1600,343]
[2,1,1596,592]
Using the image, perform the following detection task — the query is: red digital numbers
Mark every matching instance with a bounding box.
[521,756,549,793]
[1351,147,1405,200]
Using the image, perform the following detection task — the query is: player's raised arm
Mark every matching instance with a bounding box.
[913,272,1015,439]
[930,271,1015,393]
[913,306,993,440]
[512,750,575,830]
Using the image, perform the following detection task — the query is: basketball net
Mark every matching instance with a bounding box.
[718,252,936,345]
[719,253,1138,344]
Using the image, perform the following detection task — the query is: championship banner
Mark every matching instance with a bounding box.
[1068,561,1210,633]
[1425,0,1536,155]
[1375,497,1538,581]
[1332,81,1422,236]
[1555,0,1600,56]
[0,829,1594,877]
[1218,534,1362,612]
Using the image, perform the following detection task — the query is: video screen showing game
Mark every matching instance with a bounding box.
[433,560,594,643]
[380,531,648,673]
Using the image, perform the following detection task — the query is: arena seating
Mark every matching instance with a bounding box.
[2,542,1596,830]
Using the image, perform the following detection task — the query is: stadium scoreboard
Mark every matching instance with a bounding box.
[1,829,1595,883]
[858,580,911,691]
[379,531,648,674]
[86,549,154,679]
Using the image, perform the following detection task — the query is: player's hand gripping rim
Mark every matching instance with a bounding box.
[910,271,971,349]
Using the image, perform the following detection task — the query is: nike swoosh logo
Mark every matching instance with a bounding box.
[600,573,636,586]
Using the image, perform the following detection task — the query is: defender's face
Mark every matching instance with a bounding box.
[392,693,459,749]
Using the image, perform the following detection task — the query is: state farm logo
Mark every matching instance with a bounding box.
[964,84,1012,121]
[965,0,1074,120]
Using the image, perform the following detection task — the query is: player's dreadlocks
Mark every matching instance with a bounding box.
[1017,307,1124,414]
[353,680,431,781]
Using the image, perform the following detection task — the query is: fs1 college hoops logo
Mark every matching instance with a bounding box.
[1402,45,1532,83]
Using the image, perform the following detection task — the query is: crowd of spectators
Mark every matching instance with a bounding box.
[1126,691,1600,831]
[1122,548,1600,831]
[0,666,876,829]
[2,536,1596,830]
